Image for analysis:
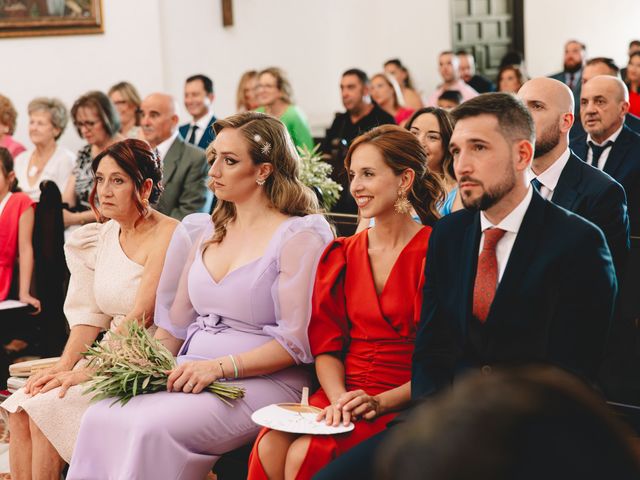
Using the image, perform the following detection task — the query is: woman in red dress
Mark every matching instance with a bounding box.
[247,125,445,479]
[0,147,40,311]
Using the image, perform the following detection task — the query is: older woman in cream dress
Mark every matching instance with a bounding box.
[1,139,177,480]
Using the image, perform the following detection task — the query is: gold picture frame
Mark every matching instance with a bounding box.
[0,0,103,38]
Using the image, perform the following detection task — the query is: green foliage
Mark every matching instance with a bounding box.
[297,144,342,210]
[83,321,245,407]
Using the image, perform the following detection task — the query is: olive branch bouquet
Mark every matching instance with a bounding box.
[83,321,245,406]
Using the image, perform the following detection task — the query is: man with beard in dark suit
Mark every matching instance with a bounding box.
[313,93,617,480]
[518,77,629,279]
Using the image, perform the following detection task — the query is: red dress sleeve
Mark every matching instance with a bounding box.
[308,238,349,356]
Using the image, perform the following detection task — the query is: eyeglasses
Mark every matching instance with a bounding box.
[74,120,99,130]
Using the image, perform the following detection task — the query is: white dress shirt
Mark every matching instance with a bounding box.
[185,112,214,146]
[479,186,533,283]
[527,148,571,200]
[156,130,180,164]
[586,124,623,170]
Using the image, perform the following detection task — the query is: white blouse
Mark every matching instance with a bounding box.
[14,145,76,201]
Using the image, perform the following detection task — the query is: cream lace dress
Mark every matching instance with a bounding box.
[1,220,143,462]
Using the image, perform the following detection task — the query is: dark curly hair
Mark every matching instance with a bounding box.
[89,139,163,220]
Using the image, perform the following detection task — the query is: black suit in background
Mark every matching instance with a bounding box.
[571,125,640,237]
[551,152,629,279]
[466,74,496,93]
[314,191,617,480]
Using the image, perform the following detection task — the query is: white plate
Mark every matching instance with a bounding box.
[251,403,354,435]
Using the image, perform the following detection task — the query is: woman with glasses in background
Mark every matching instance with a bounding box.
[63,91,124,228]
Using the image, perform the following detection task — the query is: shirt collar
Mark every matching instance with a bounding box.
[480,186,533,234]
[587,123,624,147]
[193,111,214,130]
[156,130,179,161]
[528,147,571,192]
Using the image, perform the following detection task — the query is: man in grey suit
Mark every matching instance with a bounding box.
[140,93,210,220]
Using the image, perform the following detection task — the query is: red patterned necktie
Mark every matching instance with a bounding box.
[473,228,507,323]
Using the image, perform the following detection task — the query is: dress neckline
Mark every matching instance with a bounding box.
[364,227,428,298]
[201,215,297,285]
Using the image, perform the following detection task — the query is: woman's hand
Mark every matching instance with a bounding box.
[166,359,222,394]
[25,366,91,398]
[19,293,41,315]
[337,389,381,421]
[316,390,380,426]
[317,403,351,427]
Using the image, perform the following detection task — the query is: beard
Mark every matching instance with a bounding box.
[564,60,582,73]
[534,121,561,158]
[459,165,517,211]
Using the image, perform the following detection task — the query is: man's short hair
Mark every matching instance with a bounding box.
[451,93,535,143]
[566,39,587,51]
[629,40,640,49]
[585,57,619,75]
[438,90,463,105]
[440,50,454,57]
[455,49,471,57]
[342,68,369,85]
[186,74,214,95]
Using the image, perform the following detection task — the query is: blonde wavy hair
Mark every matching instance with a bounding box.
[207,111,318,243]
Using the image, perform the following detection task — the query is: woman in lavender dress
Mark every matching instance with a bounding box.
[68,112,333,479]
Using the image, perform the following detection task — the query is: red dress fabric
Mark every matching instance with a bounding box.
[394,107,415,125]
[247,227,430,479]
[629,89,640,117]
[0,192,35,300]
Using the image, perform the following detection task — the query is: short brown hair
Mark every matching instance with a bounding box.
[71,91,121,138]
[0,94,18,135]
[451,92,535,143]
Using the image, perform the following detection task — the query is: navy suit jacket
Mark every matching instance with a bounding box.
[179,114,217,150]
[550,70,582,116]
[571,125,640,236]
[552,151,629,278]
[412,190,617,400]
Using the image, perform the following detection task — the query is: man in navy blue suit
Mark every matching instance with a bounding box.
[179,74,217,150]
[570,58,640,140]
[518,77,629,279]
[570,75,640,236]
[314,93,617,480]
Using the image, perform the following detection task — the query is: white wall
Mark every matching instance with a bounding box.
[524,0,640,77]
[1,0,638,152]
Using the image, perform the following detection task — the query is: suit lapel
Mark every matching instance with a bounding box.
[162,137,184,184]
[572,136,588,161]
[486,191,546,324]
[460,214,481,334]
[551,153,582,210]
[604,126,633,178]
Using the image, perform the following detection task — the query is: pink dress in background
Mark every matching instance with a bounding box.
[0,135,26,159]
[67,213,333,480]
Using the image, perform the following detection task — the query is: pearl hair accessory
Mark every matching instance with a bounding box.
[253,134,271,156]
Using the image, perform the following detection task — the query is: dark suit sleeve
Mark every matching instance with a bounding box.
[589,181,630,279]
[320,115,340,154]
[169,148,208,220]
[550,225,617,382]
[411,225,458,400]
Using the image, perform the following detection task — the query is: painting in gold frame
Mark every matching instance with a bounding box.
[0,0,103,38]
